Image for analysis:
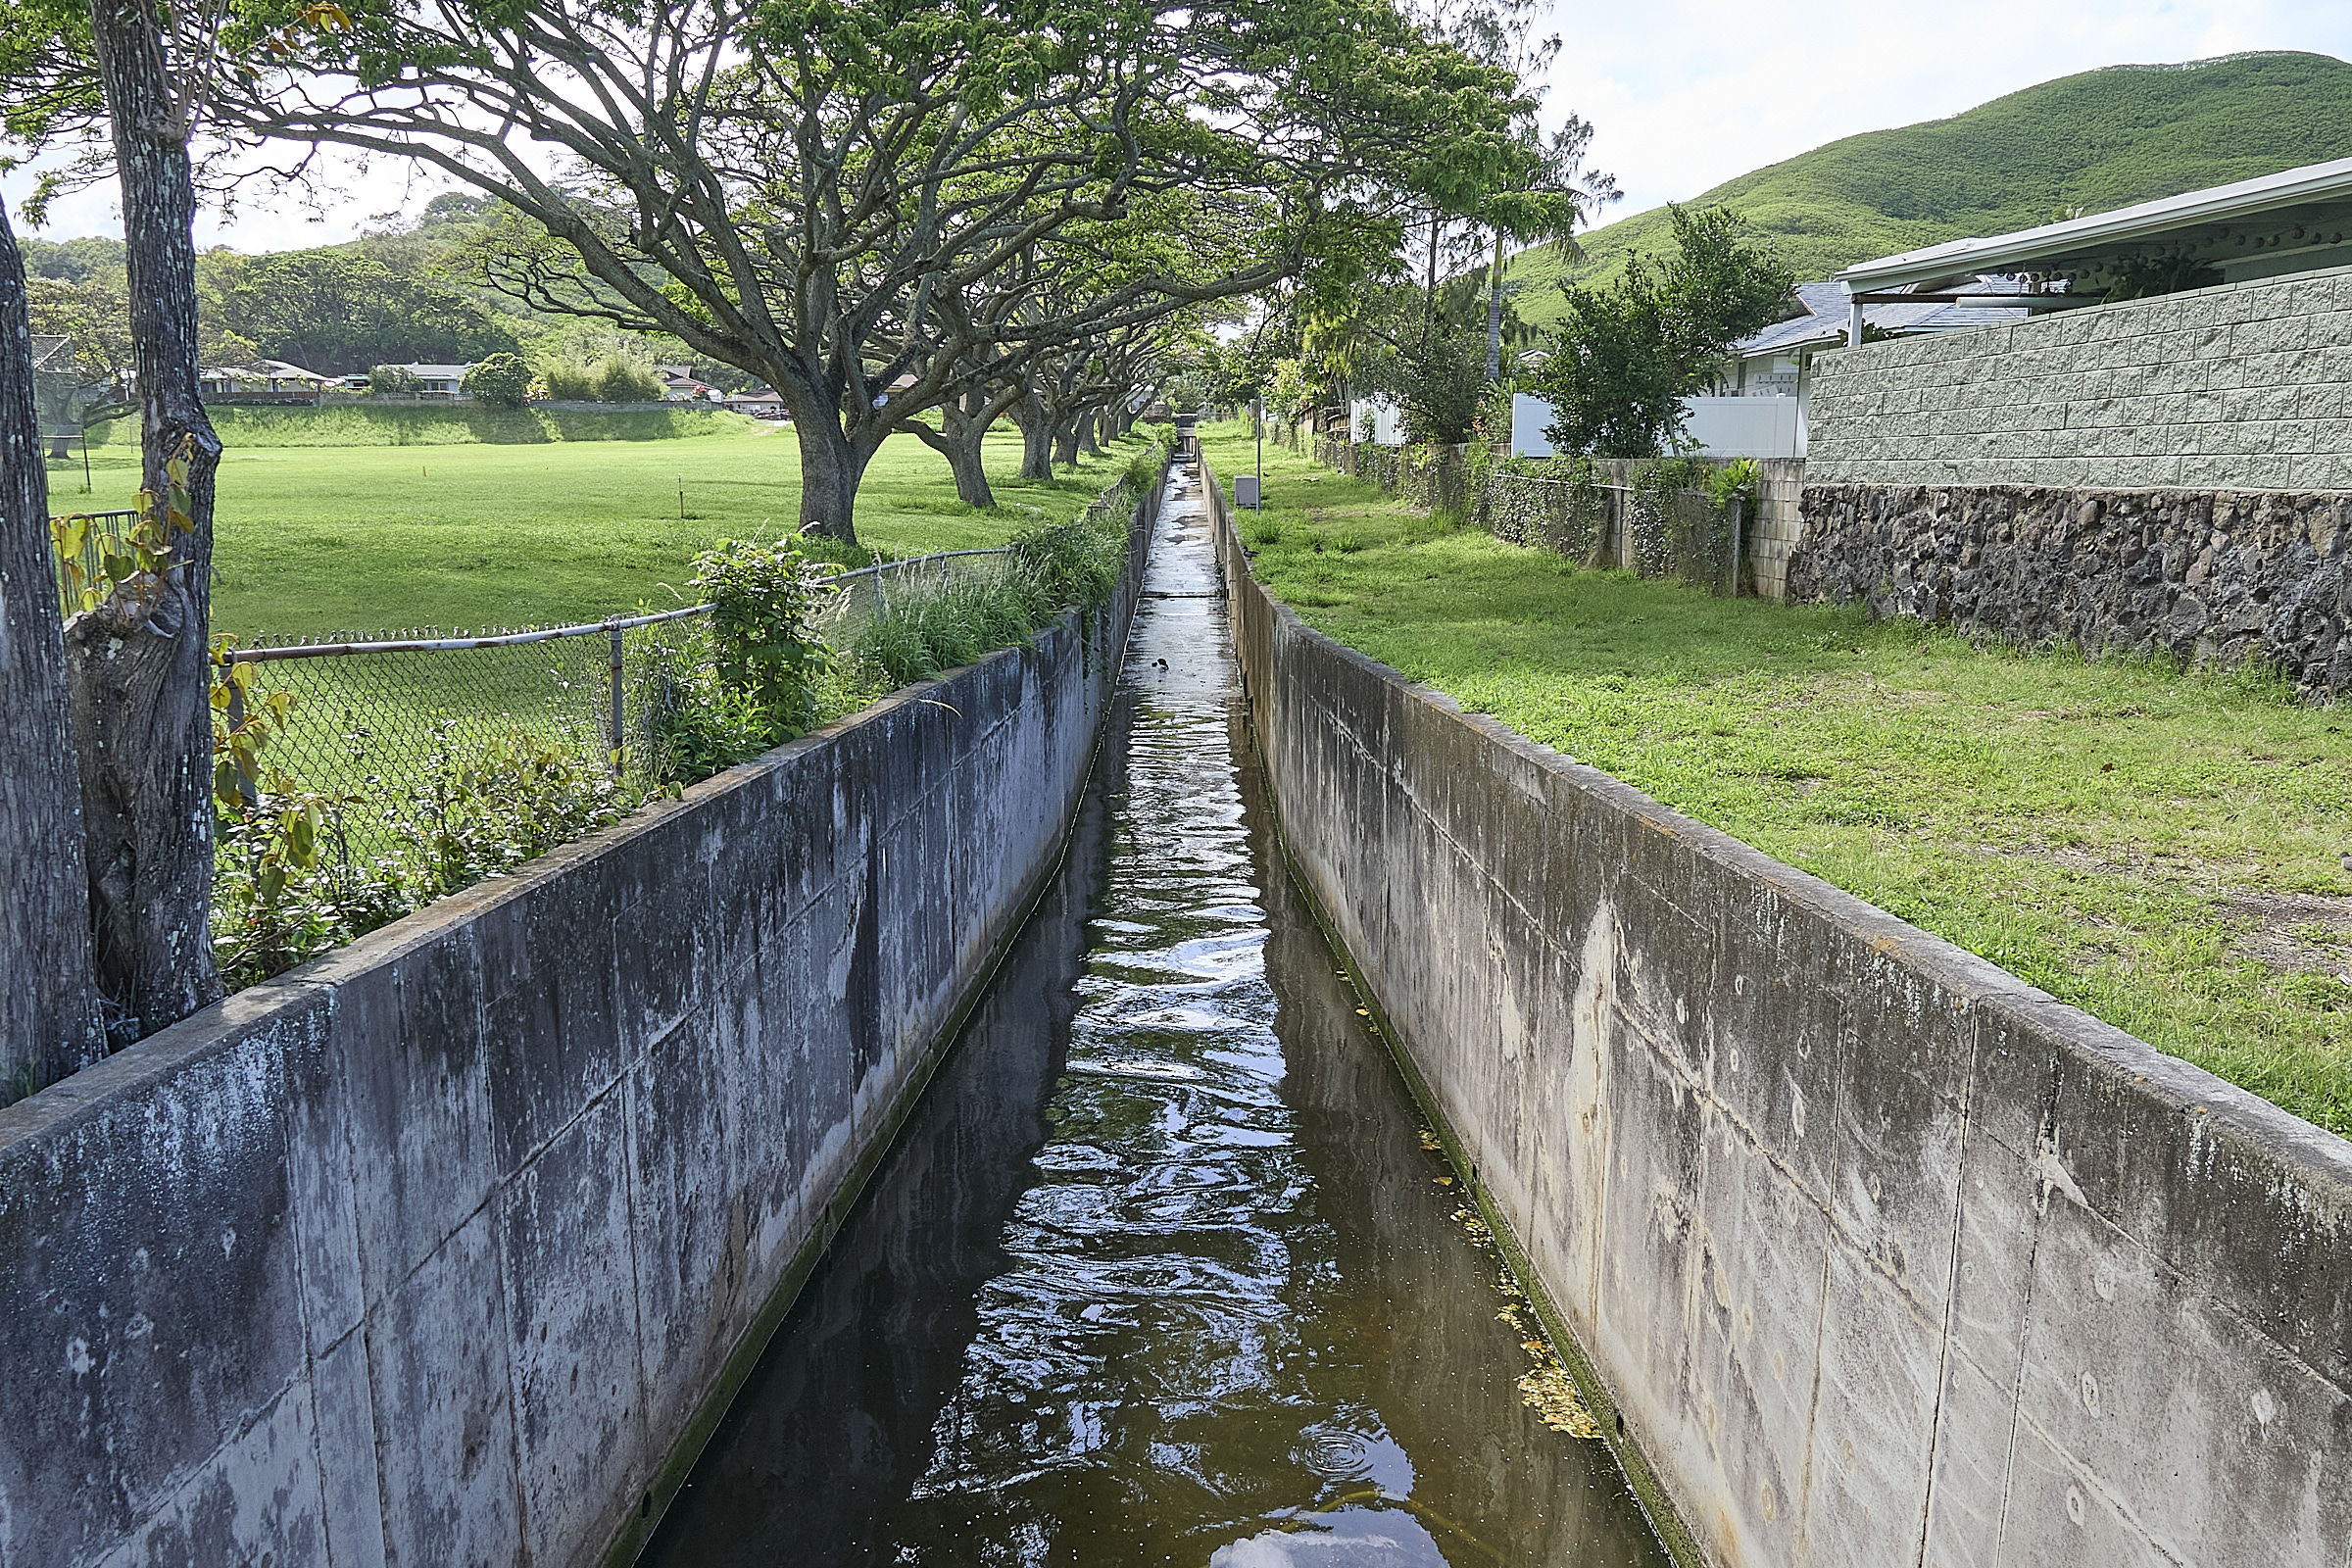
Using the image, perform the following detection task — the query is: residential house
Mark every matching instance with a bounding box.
[199,359,335,401]
[371,364,471,397]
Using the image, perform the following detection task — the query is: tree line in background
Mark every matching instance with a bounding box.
[21,193,760,395]
[0,0,1579,1094]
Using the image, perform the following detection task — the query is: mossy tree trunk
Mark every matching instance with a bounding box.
[0,203,107,1100]
[74,0,224,1035]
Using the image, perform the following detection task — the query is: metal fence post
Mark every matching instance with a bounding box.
[608,623,626,774]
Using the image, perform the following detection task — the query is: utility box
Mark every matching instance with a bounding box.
[1235,474,1261,510]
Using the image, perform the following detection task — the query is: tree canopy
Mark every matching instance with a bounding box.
[181,0,1541,540]
[1534,205,1794,458]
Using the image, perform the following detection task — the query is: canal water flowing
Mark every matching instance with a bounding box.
[639,466,1670,1567]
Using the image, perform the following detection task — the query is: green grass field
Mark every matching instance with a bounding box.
[1200,421,2352,1137]
[50,421,1154,636]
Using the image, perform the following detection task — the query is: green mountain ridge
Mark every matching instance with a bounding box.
[1501,50,2352,330]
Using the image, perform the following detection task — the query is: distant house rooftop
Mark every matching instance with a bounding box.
[1838,155,2352,300]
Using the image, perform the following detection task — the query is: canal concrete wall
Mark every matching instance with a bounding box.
[1206,456,2352,1568]
[0,481,1156,1568]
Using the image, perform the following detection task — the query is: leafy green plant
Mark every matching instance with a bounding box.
[1536,206,1795,457]
[690,535,838,737]
[852,446,1164,690]
[50,434,198,615]
[538,354,666,403]
[635,630,782,784]
[1705,456,1761,512]
[413,725,645,890]
[462,353,533,410]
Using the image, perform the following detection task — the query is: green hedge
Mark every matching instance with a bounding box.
[83,403,757,447]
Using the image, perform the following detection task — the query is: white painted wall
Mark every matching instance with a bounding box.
[1510,393,1559,458]
[1511,392,1806,460]
[1348,397,1404,446]
[1683,395,1804,459]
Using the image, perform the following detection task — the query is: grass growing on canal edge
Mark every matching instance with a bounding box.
[1200,420,2352,1137]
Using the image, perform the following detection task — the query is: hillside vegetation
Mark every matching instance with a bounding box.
[1504,51,2352,328]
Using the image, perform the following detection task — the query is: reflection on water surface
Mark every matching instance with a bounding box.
[640,472,1668,1568]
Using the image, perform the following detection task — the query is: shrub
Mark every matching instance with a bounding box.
[368,363,421,396]
[592,355,665,403]
[690,536,838,737]
[462,353,533,409]
[635,630,782,784]
[536,354,666,403]
[537,360,598,402]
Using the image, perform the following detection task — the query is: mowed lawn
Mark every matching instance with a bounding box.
[55,421,1152,636]
[1199,421,2352,1137]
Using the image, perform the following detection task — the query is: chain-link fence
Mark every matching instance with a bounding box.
[1480,474,1743,596]
[50,509,140,614]
[214,545,1018,861]
[1610,484,1745,596]
[816,547,1025,636]
[54,468,1145,866]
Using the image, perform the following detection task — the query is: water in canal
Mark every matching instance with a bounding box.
[639,467,1670,1567]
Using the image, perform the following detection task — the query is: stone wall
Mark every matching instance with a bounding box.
[1206,452,2352,1568]
[1791,482,2352,701]
[0,478,1157,1568]
[1808,265,2352,492]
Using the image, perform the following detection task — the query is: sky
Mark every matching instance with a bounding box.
[8,0,2352,253]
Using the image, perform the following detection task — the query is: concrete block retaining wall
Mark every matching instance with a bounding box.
[0,484,1154,1568]
[1808,264,2352,493]
[1208,456,2352,1568]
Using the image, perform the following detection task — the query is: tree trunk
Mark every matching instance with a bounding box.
[793,399,865,544]
[1052,416,1082,467]
[1421,211,1443,352]
[82,0,224,1034]
[0,203,106,1102]
[906,395,996,509]
[1076,411,1101,458]
[1484,226,1509,380]
[1013,391,1054,480]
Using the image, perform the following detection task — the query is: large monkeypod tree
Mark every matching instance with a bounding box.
[214,0,1538,545]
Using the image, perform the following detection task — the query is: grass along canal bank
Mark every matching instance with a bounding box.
[1200,420,2352,1137]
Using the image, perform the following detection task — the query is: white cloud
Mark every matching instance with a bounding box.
[1536,0,2352,220]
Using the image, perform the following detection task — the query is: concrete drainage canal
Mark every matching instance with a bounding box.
[635,463,1674,1565]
